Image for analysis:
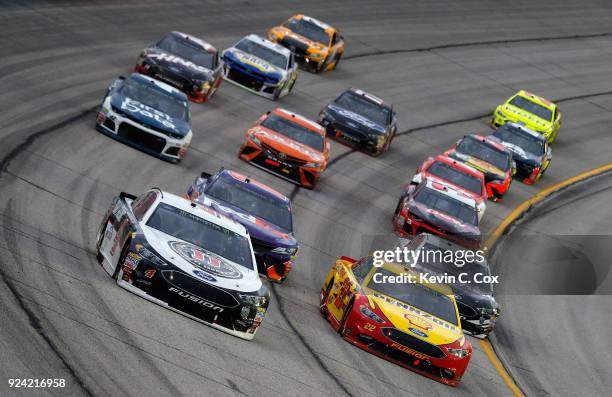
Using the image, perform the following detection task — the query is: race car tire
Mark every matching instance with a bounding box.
[113,241,131,280]
[320,276,335,315]
[286,76,297,95]
[272,86,282,101]
[338,298,354,336]
[329,53,341,71]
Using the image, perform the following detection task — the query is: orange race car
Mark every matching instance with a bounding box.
[239,108,330,189]
[268,14,344,73]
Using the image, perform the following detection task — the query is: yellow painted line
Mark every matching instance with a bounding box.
[480,162,612,397]
[485,162,612,250]
[480,339,524,397]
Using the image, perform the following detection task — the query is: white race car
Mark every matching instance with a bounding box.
[221,34,298,100]
[95,188,269,340]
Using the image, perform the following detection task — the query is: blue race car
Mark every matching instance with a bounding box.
[221,34,298,100]
[187,168,298,282]
[96,73,192,163]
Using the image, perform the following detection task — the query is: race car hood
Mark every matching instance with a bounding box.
[500,104,552,130]
[110,94,190,137]
[326,104,387,135]
[277,27,328,53]
[223,48,285,80]
[414,172,484,204]
[140,225,262,292]
[487,135,543,165]
[364,290,462,345]
[195,194,297,249]
[450,151,507,180]
[143,48,215,82]
[252,126,325,163]
[408,201,481,239]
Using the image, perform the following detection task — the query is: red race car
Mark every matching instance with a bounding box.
[410,155,487,220]
[320,255,472,386]
[444,134,514,202]
[393,178,481,249]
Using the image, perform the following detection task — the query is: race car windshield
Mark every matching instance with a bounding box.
[235,39,288,69]
[261,113,325,152]
[456,136,510,172]
[494,124,545,155]
[334,91,390,125]
[509,95,553,121]
[427,161,483,195]
[120,78,189,121]
[156,35,216,69]
[284,18,330,45]
[417,243,493,293]
[205,175,293,231]
[415,187,478,226]
[368,268,458,325]
[146,203,254,270]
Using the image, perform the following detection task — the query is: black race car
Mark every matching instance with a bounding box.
[402,233,500,337]
[489,122,552,185]
[318,88,397,156]
[135,31,223,103]
[95,188,269,340]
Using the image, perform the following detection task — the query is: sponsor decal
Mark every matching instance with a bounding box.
[390,342,428,360]
[408,327,429,338]
[124,252,141,269]
[233,51,274,72]
[372,292,458,332]
[144,269,156,279]
[363,323,377,332]
[405,313,432,330]
[168,287,224,312]
[169,241,242,279]
[254,128,323,159]
[147,52,211,73]
[334,107,380,130]
[192,269,217,283]
[120,98,176,130]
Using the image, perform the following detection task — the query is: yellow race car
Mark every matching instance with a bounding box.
[320,255,472,386]
[492,90,562,143]
[268,14,344,73]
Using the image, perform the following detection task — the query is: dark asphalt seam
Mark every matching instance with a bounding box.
[269,284,354,397]
[344,32,612,60]
[0,106,96,396]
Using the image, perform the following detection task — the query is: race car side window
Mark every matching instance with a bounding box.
[330,32,337,46]
[133,191,158,221]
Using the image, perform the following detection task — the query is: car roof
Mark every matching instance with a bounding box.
[422,178,477,207]
[156,191,248,236]
[168,31,217,53]
[272,108,325,135]
[431,154,485,180]
[129,73,188,102]
[242,34,291,57]
[218,169,291,204]
[465,133,507,153]
[516,90,556,109]
[346,87,389,108]
[500,122,548,142]
[293,14,334,31]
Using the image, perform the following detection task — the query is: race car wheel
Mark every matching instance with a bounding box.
[320,276,335,315]
[113,241,131,280]
[338,299,354,336]
[272,86,282,101]
[329,53,341,71]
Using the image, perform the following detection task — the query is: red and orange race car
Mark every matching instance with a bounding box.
[239,108,330,189]
[444,134,514,202]
[268,14,344,73]
[320,255,472,386]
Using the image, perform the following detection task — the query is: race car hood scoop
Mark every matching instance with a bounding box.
[366,292,461,345]
[140,225,262,293]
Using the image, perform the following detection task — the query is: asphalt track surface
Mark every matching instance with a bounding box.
[1,1,612,396]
